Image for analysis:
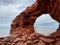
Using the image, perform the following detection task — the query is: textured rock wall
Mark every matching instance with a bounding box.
[0,0,60,45]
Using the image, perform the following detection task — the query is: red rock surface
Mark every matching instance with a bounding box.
[0,0,60,45]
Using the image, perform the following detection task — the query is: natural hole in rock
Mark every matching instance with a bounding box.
[34,14,59,36]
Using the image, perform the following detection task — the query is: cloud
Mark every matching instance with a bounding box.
[0,0,35,6]
[0,0,35,37]
[34,22,59,28]
[0,0,16,5]
[36,22,59,26]
[0,0,35,24]
[34,14,59,27]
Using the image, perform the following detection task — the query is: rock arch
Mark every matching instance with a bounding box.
[10,0,60,37]
[0,0,60,45]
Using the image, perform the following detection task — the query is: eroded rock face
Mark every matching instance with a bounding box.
[0,0,60,45]
[10,0,60,35]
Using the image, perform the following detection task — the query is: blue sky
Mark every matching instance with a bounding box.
[0,0,59,37]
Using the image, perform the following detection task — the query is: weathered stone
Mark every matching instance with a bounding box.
[0,0,60,45]
[55,41,60,45]
[40,37,54,43]
[10,0,60,37]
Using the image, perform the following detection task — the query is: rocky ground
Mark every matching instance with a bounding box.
[0,32,60,45]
